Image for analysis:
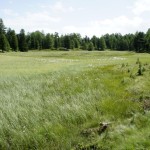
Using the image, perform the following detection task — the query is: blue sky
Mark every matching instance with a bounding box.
[0,0,150,37]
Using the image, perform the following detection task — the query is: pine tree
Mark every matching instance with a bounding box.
[70,40,75,49]
[82,41,88,50]
[134,32,145,53]
[91,36,98,50]
[74,38,80,49]
[64,35,71,50]
[45,33,54,49]
[54,32,60,49]
[0,34,10,52]
[0,18,6,34]
[100,37,106,50]
[18,29,28,52]
[29,32,36,49]
[7,28,18,51]
[88,42,94,51]
[0,18,10,52]
[34,31,44,50]
[145,28,150,53]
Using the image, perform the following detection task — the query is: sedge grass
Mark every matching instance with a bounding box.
[0,50,150,149]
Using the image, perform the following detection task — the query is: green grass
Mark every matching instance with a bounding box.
[0,50,150,149]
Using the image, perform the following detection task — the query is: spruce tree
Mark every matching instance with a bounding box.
[100,37,106,50]
[134,32,145,53]
[7,28,18,51]
[64,35,71,50]
[88,42,94,51]
[18,29,28,52]
[0,34,10,52]
[0,18,10,52]
[45,33,54,49]
[0,18,6,34]
[54,32,60,49]
[145,28,150,53]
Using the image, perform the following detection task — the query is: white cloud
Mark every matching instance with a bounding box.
[9,0,13,4]
[132,0,150,15]
[25,11,60,23]
[62,16,143,37]
[68,6,74,12]
[62,26,80,33]
[52,1,65,12]
[40,1,75,13]
[92,16,143,28]
[4,11,61,33]
[2,0,149,37]
[78,7,85,11]
[53,1,75,12]
[1,9,18,16]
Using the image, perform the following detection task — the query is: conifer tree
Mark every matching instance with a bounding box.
[100,37,106,50]
[18,29,28,52]
[45,33,54,49]
[145,28,150,53]
[0,19,10,52]
[7,28,18,51]
[0,18,6,34]
[0,34,10,52]
[88,42,94,51]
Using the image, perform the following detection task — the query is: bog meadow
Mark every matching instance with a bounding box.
[0,1,150,147]
[1,50,150,149]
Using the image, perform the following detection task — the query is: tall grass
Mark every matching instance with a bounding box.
[0,51,150,149]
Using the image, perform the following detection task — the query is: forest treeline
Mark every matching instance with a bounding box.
[0,18,150,52]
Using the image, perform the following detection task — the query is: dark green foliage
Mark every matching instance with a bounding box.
[121,63,125,68]
[120,38,129,50]
[109,34,117,49]
[45,33,54,49]
[0,18,6,34]
[127,34,135,51]
[134,32,145,53]
[70,33,81,49]
[145,28,150,53]
[88,42,94,51]
[136,58,140,64]
[74,38,80,49]
[136,59,147,75]
[81,36,90,50]
[64,35,72,49]
[91,35,98,50]
[6,28,18,51]
[0,19,10,52]
[0,18,150,52]
[99,37,106,50]
[18,29,28,52]
[142,67,146,72]
[0,33,10,52]
[27,32,36,50]
[82,42,88,50]
[137,63,143,76]
[34,31,45,50]
[54,32,60,49]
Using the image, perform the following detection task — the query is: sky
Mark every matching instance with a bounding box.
[0,0,150,37]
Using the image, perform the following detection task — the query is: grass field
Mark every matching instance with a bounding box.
[0,50,150,149]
